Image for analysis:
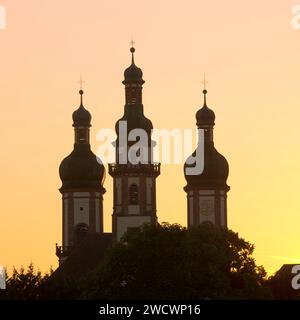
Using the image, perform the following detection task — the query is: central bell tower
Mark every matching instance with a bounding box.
[109,46,160,242]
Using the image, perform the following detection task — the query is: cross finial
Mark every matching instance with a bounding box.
[78,76,85,91]
[201,73,208,90]
[130,39,135,48]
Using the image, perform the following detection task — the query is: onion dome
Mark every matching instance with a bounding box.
[184,147,229,189]
[72,90,92,127]
[196,90,215,127]
[59,147,105,191]
[123,47,145,85]
[59,90,105,192]
[115,45,153,135]
[184,89,229,190]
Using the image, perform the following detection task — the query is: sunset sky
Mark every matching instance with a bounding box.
[1,0,300,274]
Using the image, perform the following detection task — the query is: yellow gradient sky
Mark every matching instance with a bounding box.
[1,0,300,274]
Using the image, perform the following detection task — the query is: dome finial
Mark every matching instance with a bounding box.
[78,76,85,106]
[123,40,144,85]
[79,89,84,106]
[201,73,208,106]
[130,39,135,64]
[203,89,208,107]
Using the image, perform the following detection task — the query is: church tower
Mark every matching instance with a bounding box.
[56,90,106,264]
[109,46,160,242]
[184,89,229,228]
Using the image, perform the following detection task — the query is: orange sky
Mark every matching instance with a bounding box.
[1,0,300,274]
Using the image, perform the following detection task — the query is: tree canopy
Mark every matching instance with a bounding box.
[0,263,52,300]
[0,223,273,300]
[84,222,271,300]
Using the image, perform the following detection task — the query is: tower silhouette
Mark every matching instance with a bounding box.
[56,90,106,264]
[109,46,160,242]
[184,89,229,227]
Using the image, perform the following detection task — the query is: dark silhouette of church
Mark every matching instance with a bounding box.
[55,46,229,272]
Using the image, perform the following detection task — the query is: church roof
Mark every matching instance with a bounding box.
[59,145,105,191]
[50,233,112,282]
[72,90,92,127]
[184,146,229,190]
[196,90,215,127]
[269,264,300,299]
[184,89,229,190]
[123,47,145,85]
[38,233,112,298]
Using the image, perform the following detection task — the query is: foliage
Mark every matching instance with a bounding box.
[0,223,273,300]
[0,263,53,300]
[83,222,271,300]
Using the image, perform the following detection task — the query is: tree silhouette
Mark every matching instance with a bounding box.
[83,222,271,300]
[0,263,53,300]
[0,223,273,300]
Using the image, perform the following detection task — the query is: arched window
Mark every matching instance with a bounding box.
[129,184,139,205]
[74,223,88,244]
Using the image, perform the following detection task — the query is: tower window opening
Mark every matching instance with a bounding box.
[77,129,87,143]
[74,223,88,244]
[129,184,139,205]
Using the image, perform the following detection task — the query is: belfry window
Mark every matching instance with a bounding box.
[129,184,139,205]
[75,128,89,144]
[131,97,136,104]
[74,223,88,244]
[131,88,136,104]
[78,129,86,142]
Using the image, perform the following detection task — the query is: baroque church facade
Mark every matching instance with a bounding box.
[56,46,229,264]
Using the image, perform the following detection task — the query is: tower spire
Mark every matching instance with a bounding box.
[130,40,135,64]
[123,41,144,103]
[78,76,85,106]
[201,74,208,107]
[79,89,84,106]
[203,89,207,107]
